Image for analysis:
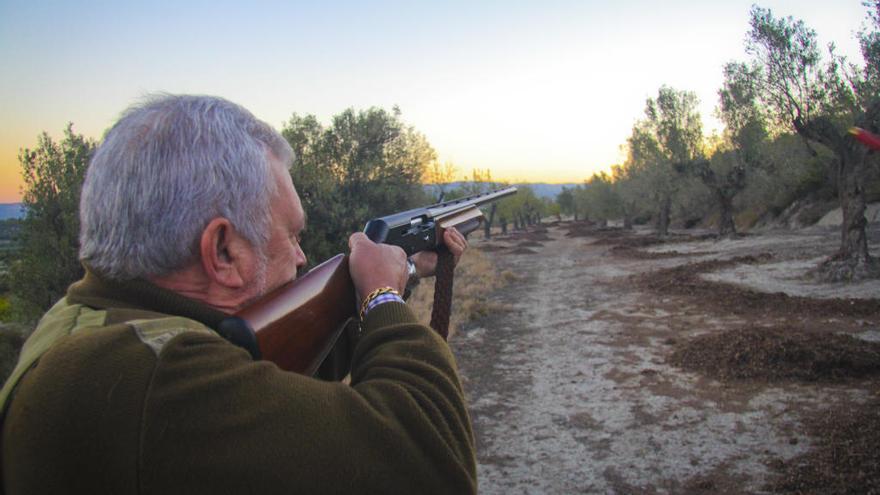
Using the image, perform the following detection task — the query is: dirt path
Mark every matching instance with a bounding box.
[451,224,880,494]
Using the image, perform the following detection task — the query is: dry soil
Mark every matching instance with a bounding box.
[451,223,880,494]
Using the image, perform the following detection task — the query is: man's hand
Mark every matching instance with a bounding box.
[348,232,408,306]
[411,227,469,278]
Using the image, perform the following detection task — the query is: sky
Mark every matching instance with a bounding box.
[0,0,871,203]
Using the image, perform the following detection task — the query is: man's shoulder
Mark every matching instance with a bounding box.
[32,299,218,358]
[1,299,223,413]
[53,305,222,361]
[123,316,215,357]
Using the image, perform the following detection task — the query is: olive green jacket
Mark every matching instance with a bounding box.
[0,271,476,494]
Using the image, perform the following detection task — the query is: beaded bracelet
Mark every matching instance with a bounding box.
[359,286,403,320]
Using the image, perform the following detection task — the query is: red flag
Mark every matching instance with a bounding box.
[849,127,880,150]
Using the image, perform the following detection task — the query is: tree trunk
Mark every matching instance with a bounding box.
[795,117,877,280]
[500,219,508,235]
[837,148,871,263]
[656,195,671,237]
[483,203,497,240]
[623,201,634,230]
[717,190,737,238]
[814,142,877,281]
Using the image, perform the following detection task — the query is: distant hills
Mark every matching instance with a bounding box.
[0,204,24,220]
[0,183,577,221]
[425,183,579,201]
[522,183,580,200]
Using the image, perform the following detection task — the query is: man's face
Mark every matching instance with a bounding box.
[256,159,307,294]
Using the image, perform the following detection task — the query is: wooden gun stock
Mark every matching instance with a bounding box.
[218,254,355,375]
[217,187,517,375]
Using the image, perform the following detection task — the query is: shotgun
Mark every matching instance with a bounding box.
[216,186,518,375]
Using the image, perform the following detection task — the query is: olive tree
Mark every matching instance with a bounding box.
[679,62,770,238]
[611,163,641,230]
[581,172,621,227]
[732,4,880,279]
[8,125,93,323]
[627,86,704,236]
[282,107,431,265]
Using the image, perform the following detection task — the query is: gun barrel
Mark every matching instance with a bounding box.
[427,186,518,218]
[363,186,518,254]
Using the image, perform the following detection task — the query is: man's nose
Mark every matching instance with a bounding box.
[296,245,307,268]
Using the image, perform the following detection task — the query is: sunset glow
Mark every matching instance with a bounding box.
[0,0,868,203]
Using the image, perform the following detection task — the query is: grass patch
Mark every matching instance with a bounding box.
[408,247,512,338]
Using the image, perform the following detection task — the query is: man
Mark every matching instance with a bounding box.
[0,95,476,494]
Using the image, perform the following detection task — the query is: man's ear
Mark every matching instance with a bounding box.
[199,217,251,289]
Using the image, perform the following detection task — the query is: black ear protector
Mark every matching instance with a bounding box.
[216,317,261,360]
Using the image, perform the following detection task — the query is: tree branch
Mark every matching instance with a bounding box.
[793,115,840,152]
[860,99,880,131]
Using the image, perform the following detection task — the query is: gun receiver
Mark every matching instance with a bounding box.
[218,186,518,375]
[363,187,518,254]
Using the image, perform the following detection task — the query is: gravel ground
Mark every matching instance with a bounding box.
[451,223,880,494]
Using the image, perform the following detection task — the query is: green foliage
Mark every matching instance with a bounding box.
[734,5,880,269]
[452,169,498,197]
[611,163,646,227]
[496,186,543,230]
[282,107,432,265]
[718,61,769,192]
[744,6,832,129]
[8,125,93,324]
[0,219,20,294]
[579,5,880,238]
[423,162,458,201]
[0,219,21,242]
[0,324,25,383]
[545,200,561,220]
[645,86,705,164]
[860,1,880,100]
[556,187,575,218]
[740,4,878,148]
[733,133,828,221]
[624,86,705,234]
[0,297,10,321]
[579,172,622,224]
[672,172,714,228]
[443,170,509,238]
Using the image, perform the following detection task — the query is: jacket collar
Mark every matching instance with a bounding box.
[66,266,228,329]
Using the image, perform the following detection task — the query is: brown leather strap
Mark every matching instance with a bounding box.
[429,250,455,340]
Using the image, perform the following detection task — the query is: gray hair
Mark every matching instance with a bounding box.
[79,94,294,280]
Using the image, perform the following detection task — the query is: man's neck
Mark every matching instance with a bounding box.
[149,265,245,314]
